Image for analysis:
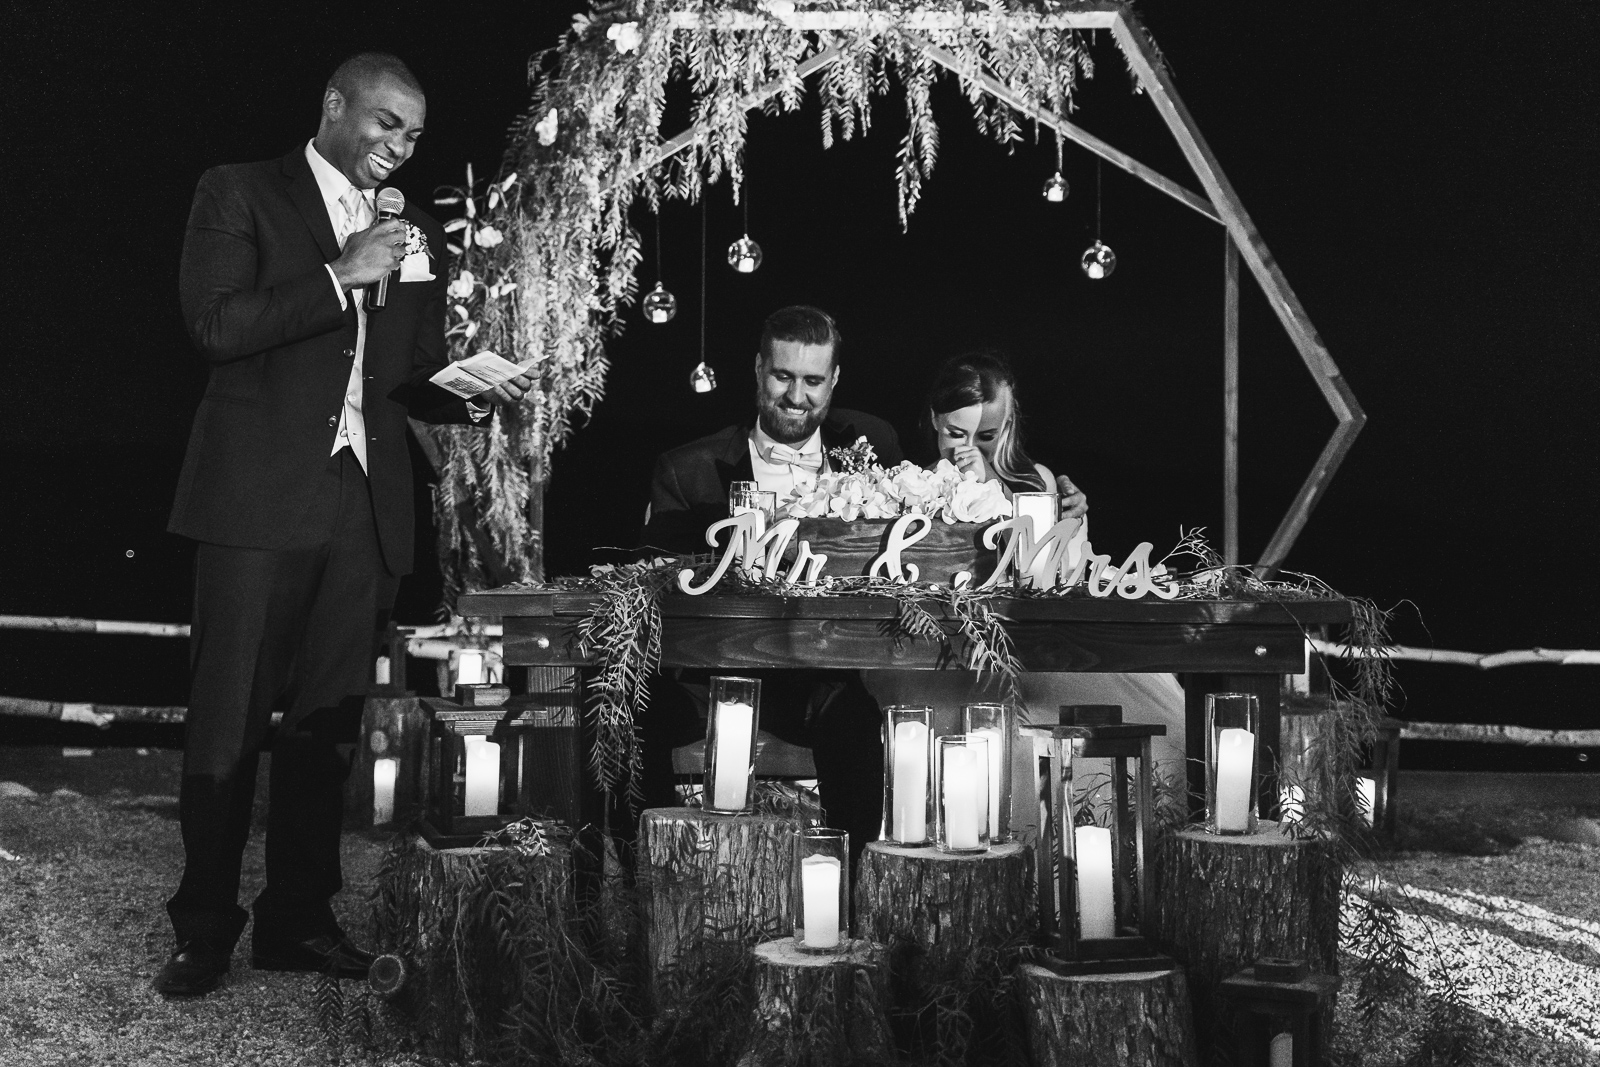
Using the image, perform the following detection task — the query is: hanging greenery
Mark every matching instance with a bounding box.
[420,1,1109,596]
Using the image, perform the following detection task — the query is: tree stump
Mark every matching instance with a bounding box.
[854,841,1033,958]
[1151,823,1340,1065]
[736,937,894,1067]
[854,840,1033,1061]
[371,831,574,1063]
[638,806,808,1012]
[1017,963,1198,1067]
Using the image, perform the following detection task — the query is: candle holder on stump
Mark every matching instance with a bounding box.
[881,705,933,846]
[961,702,1014,842]
[1015,706,1197,1067]
[1023,705,1168,972]
[1205,692,1261,836]
[934,734,991,854]
[1360,717,1403,837]
[421,706,546,848]
[1217,958,1340,1067]
[703,675,761,815]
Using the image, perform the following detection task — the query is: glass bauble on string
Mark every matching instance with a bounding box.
[1042,172,1069,202]
[642,282,678,324]
[690,361,718,393]
[1080,240,1117,280]
[727,235,763,273]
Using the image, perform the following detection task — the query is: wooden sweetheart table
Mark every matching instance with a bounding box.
[456,585,1352,822]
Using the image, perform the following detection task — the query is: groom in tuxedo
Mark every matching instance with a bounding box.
[158,53,531,996]
[640,306,900,855]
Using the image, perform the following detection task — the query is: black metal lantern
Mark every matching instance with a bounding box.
[422,704,550,847]
[1218,958,1340,1067]
[1021,705,1168,973]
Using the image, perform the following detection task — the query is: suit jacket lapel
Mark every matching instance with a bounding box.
[821,417,857,454]
[281,147,343,266]
[712,426,755,501]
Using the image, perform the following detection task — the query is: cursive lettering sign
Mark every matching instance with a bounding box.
[867,513,933,584]
[678,510,1179,599]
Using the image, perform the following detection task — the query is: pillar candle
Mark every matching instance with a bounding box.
[1074,824,1116,939]
[1269,1032,1293,1067]
[1357,775,1377,827]
[710,700,755,811]
[1215,727,1255,832]
[374,655,391,686]
[971,727,1004,838]
[891,720,929,842]
[463,735,500,817]
[942,744,984,850]
[372,757,397,824]
[800,854,841,949]
[456,649,485,686]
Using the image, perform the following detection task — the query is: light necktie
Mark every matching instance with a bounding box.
[332,186,372,472]
[338,187,371,248]
[768,444,823,472]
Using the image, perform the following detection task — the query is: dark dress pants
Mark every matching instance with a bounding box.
[640,668,885,859]
[167,449,398,950]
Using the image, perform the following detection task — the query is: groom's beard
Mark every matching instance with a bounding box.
[756,392,830,445]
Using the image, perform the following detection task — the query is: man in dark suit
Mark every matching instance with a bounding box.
[639,306,899,856]
[157,53,531,997]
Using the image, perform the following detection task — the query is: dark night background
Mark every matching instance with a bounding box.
[2,3,1596,770]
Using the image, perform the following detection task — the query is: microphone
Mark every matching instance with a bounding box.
[366,186,406,312]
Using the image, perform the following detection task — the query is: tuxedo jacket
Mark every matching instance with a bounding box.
[170,146,474,574]
[641,409,904,554]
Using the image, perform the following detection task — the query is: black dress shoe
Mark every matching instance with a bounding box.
[155,941,231,997]
[251,929,375,979]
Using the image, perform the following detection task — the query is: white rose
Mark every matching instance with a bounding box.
[475,225,504,248]
[535,108,559,147]
[447,271,475,300]
[949,479,997,523]
[607,21,642,53]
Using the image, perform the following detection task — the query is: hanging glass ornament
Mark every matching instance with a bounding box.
[727,234,763,273]
[643,281,678,324]
[690,361,718,393]
[1042,171,1069,202]
[1080,240,1117,280]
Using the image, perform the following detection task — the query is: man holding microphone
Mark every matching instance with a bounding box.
[157,52,529,996]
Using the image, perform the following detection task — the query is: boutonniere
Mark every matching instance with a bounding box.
[403,221,430,259]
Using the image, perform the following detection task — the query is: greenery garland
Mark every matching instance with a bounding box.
[418,1,1121,597]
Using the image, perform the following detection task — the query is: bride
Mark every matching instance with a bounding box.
[862,349,1187,833]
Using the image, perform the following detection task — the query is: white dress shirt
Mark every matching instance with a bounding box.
[748,424,825,503]
[305,140,373,472]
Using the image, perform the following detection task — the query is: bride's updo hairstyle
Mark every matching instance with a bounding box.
[926,349,1048,493]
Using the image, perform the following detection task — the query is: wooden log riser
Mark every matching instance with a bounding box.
[1152,826,1341,1066]
[1018,964,1199,1067]
[736,939,894,1067]
[638,808,807,1013]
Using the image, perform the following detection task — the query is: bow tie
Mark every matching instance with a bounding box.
[768,444,823,471]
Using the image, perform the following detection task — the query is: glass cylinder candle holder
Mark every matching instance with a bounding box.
[704,676,761,814]
[1206,692,1261,835]
[727,481,759,517]
[962,703,1013,842]
[793,827,849,953]
[935,735,991,853]
[1010,492,1060,587]
[880,705,933,845]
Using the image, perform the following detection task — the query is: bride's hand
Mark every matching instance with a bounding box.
[950,445,991,482]
[1056,475,1088,518]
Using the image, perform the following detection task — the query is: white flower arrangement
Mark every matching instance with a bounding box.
[781,458,1013,525]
